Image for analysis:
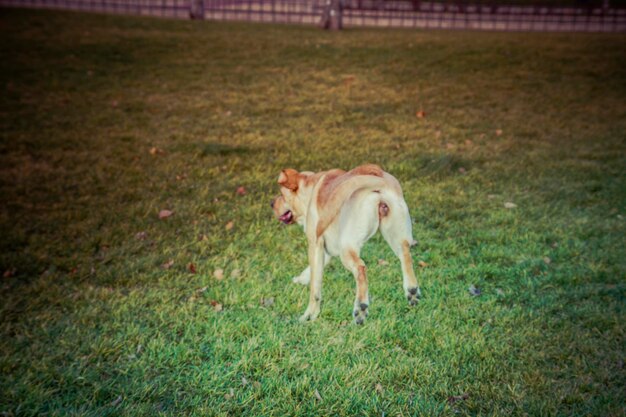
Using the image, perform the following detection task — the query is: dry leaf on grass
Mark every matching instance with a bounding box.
[110,395,123,407]
[161,260,174,270]
[134,231,147,240]
[469,285,481,296]
[495,129,503,136]
[213,268,224,280]
[230,269,241,278]
[260,297,275,308]
[210,300,223,312]
[314,389,323,402]
[159,209,174,219]
[224,388,234,400]
[447,393,469,404]
[236,186,246,196]
[415,110,426,118]
[188,263,197,274]
[458,167,467,174]
[375,383,384,394]
[418,261,428,268]
[503,202,517,209]
[225,221,234,230]
[378,259,389,266]
[149,146,165,155]
[3,268,16,278]
[543,257,551,264]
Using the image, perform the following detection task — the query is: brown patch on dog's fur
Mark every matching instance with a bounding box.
[356,265,368,301]
[349,164,383,178]
[401,240,418,288]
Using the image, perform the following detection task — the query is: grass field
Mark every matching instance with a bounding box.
[1,8,625,416]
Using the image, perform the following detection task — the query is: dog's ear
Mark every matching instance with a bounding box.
[278,169,299,191]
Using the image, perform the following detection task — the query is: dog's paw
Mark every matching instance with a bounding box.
[353,302,369,325]
[292,274,310,285]
[299,305,320,322]
[406,287,421,306]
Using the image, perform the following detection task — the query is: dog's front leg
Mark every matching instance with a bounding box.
[299,237,325,322]
[292,253,331,285]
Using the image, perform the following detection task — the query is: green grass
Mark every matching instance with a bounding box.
[1,8,625,416]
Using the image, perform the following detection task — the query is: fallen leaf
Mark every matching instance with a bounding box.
[198,234,208,241]
[543,257,551,265]
[159,209,174,219]
[469,285,481,296]
[161,260,174,270]
[418,261,428,268]
[378,259,389,266]
[487,194,497,199]
[344,75,355,87]
[176,174,187,181]
[503,202,517,209]
[224,110,232,117]
[458,167,467,174]
[111,100,119,108]
[210,300,223,312]
[445,143,455,149]
[225,221,234,231]
[551,242,559,248]
[230,268,241,278]
[253,381,262,389]
[149,146,165,155]
[213,268,224,280]
[314,389,323,402]
[464,139,473,146]
[3,268,16,278]
[495,288,505,296]
[188,263,197,274]
[236,186,246,196]
[196,286,208,293]
[224,388,234,400]
[134,231,147,240]
[375,383,384,394]
[260,297,275,308]
[495,129,503,136]
[110,395,123,407]
[415,110,426,118]
[447,393,469,404]
[242,376,249,386]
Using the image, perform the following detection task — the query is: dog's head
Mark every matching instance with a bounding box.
[271,168,314,226]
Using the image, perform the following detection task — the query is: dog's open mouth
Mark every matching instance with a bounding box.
[279,210,294,224]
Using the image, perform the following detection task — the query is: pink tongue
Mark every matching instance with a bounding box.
[280,211,292,223]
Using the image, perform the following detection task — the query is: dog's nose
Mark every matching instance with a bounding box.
[270,199,275,209]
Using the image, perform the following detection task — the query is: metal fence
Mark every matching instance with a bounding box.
[2,0,625,31]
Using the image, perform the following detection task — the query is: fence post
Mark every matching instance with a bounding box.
[190,0,205,19]
[321,0,343,30]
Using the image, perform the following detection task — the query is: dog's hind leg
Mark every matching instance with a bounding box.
[340,248,370,324]
[379,197,421,305]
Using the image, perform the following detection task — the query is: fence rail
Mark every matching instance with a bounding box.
[2,0,625,30]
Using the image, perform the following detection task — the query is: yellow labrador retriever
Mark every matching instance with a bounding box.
[271,164,421,324]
